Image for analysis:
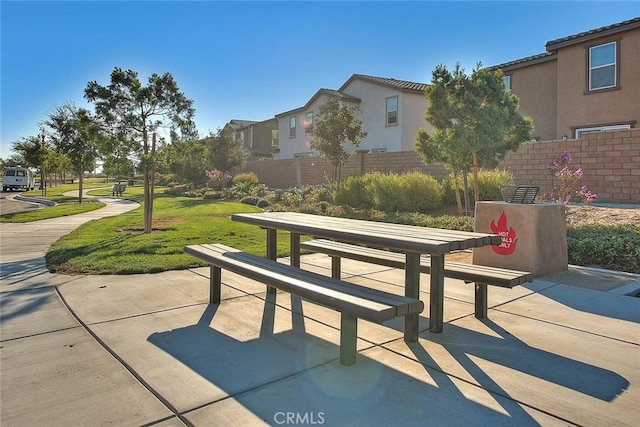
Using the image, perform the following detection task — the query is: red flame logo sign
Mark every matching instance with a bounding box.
[490,211,517,255]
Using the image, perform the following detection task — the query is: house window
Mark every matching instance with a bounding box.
[271,129,279,147]
[304,112,314,136]
[239,130,245,144]
[386,96,398,126]
[289,116,296,138]
[503,75,511,92]
[574,123,631,138]
[293,152,313,158]
[589,41,617,91]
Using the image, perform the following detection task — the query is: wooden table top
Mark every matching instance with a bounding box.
[232,212,501,255]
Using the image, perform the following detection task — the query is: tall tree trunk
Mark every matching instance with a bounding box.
[149,132,156,226]
[453,170,463,216]
[462,169,470,216]
[78,165,84,204]
[143,128,152,234]
[472,152,479,202]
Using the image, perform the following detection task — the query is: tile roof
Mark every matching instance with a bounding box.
[316,88,361,102]
[490,52,556,71]
[546,16,640,51]
[341,74,428,93]
[275,88,361,117]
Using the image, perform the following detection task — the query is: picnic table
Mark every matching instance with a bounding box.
[231,212,502,339]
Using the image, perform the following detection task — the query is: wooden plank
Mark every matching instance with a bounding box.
[301,239,532,287]
[232,212,494,254]
[184,244,424,324]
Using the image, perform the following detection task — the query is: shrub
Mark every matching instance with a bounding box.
[442,170,514,204]
[240,196,261,206]
[164,184,191,196]
[233,172,259,186]
[334,172,444,213]
[203,190,221,200]
[333,175,370,208]
[567,224,640,273]
[256,198,270,208]
[205,169,232,190]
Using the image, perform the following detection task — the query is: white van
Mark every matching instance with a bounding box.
[3,167,35,192]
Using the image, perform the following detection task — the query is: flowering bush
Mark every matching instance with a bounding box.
[547,151,596,204]
[205,169,232,190]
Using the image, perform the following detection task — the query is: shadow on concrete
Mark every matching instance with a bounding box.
[535,284,640,324]
[0,287,54,324]
[146,298,586,424]
[412,319,628,403]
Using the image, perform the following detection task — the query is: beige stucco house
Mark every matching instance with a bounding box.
[494,17,640,141]
[272,74,433,160]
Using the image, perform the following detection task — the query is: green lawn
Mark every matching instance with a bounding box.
[44,194,293,274]
[0,203,105,223]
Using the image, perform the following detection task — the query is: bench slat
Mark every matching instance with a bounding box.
[301,239,533,288]
[185,243,424,323]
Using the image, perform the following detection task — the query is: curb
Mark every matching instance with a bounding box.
[13,194,57,206]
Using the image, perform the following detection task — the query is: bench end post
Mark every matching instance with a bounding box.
[210,265,222,303]
[474,282,488,318]
[340,313,357,366]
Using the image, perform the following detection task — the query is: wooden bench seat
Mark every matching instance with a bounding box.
[301,239,533,319]
[184,243,424,366]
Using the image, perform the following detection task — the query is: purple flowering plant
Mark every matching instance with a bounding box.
[546,150,596,204]
[205,169,232,190]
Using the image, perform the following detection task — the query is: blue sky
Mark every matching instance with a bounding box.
[1,1,638,159]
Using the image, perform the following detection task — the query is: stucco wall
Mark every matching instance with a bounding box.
[508,59,558,141]
[556,28,640,138]
[243,128,639,204]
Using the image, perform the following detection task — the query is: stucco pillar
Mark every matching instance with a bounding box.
[473,201,568,276]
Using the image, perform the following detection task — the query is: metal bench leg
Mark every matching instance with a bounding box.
[475,282,488,319]
[331,257,341,279]
[266,228,277,294]
[340,313,357,366]
[210,265,222,303]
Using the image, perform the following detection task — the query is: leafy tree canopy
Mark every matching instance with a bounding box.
[415,62,533,173]
[306,98,367,184]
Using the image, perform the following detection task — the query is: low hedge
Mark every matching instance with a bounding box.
[567,224,640,274]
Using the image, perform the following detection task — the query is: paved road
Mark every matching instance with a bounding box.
[0,191,42,215]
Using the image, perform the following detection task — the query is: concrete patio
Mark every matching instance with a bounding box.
[1,197,639,426]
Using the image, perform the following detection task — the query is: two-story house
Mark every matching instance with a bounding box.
[224,118,279,160]
[494,17,640,141]
[272,74,434,160]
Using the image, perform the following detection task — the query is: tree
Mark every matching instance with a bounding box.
[85,67,196,233]
[203,127,248,175]
[12,135,52,192]
[45,103,102,203]
[305,98,367,185]
[415,62,533,215]
[164,139,209,188]
[102,154,134,181]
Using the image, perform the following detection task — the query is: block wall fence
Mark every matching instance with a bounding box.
[242,128,640,204]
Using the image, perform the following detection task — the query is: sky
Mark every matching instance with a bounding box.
[1,1,639,159]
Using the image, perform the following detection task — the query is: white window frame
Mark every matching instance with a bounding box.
[271,129,279,147]
[289,116,296,138]
[503,75,511,92]
[293,152,313,158]
[386,96,398,126]
[304,111,314,136]
[574,123,630,138]
[589,41,617,91]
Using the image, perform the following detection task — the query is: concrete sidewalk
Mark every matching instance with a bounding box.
[1,197,639,426]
